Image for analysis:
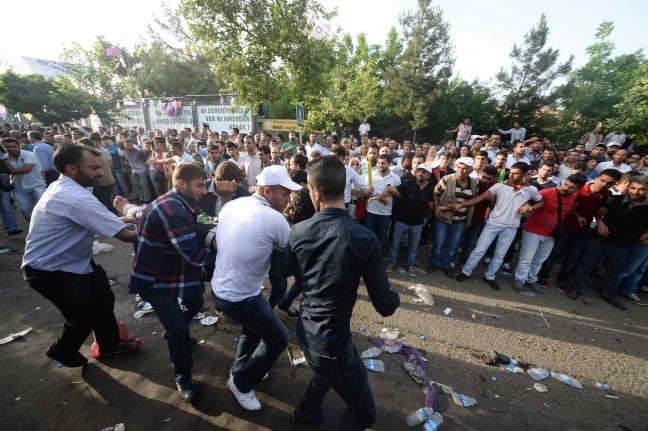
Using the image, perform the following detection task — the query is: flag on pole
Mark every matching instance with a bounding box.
[106,47,121,57]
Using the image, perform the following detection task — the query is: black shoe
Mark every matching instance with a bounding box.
[7,229,23,236]
[176,382,196,403]
[46,344,88,367]
[456,273,468,282]
[444,268,457,279]
[425,264,438,274]
[98,338,141,358]
[279,304,299,317]
[483,277,500,290]
[601,294,627,311]
[291,407,336,425]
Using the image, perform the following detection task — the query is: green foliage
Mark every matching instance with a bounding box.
[495,14,572,133]
[383,0,454,140]
[610,62,648,145]
[551,21,645,144]
[0,70,95,124]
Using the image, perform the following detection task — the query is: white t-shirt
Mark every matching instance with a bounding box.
[366,170,401,216]
[595,160,632,173]
[211,195,290,302]
[172,152,195,166]
[345,165,368,204]
[8,150,46,190]
[505,154,531,169]
[486,182,542,228]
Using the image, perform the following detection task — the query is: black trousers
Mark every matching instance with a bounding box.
[23,262,121,354]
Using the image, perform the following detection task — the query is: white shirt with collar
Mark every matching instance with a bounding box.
[595,160,632,173]
[505,154,531,169]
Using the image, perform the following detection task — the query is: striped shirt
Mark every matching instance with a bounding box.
[22,175,126,274]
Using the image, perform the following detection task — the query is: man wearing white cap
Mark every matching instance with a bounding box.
[211,165,301,410]
[426,157,478,278]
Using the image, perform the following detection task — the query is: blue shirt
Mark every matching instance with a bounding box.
[129,189,216,298]
[33,141,55,172]
[108,144,122,171]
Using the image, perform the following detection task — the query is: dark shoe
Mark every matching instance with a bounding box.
[291,407,336,425]
[7,229,23,236]
[538,278,548,287]
[444,267,457,279]
[558,282,569,294]
[527,282,543,294]
[501,262,512,275]
[483,277,500,290]
[456,272,468,282]
[98,338,141,358]
[425,264,438,274]
[279,304,299,317]
[46,344,88,367]
[566,290,578,300]
[601,294,627,311]
[176,382,196,403]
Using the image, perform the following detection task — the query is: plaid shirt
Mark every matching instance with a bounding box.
[129,188,216,298]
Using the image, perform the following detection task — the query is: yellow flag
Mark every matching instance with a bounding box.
[24,113,33,121]
[366,160,373,188]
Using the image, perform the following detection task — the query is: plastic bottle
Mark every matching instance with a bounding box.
[527,368,550,381]
[451,392,477,407]
[551,371,583,389]
[361,347,383,358]
[405,407,435,427]
[363,358,385,372]
[422,412,444,431]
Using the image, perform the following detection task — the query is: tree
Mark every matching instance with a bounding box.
[0,71,96,124]
[495,14,572,133]
[434,78,497,139]
[179,0,336,111]
[383,0,454,141]
[610,62,648,145]
[552,22,645,143]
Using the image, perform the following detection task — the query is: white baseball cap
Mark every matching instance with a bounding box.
[256,165,302,191]
[455,157,475,167]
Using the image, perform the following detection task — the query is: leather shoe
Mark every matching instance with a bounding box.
[483,277,501,290]
[46,343,88,367]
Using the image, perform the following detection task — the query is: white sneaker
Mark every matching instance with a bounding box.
[227,375,261,410]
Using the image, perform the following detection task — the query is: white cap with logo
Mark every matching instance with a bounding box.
[256,165,302,191]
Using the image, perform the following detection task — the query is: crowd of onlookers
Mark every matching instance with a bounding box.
[2,120,647,314]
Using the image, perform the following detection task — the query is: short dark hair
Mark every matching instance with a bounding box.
[510,162,530,173]
[333,146,346,158]
[54,144,101,173]
[258,145,270,155]
[307,156,345,201]
[28,131,42,141]
[599,168,622,181]
[291,154,308,170]
[566,173,587,188]
[482,166,498,177]
[171,141,184,152]
[378,154,391,163]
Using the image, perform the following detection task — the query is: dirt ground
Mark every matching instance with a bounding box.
[1,231,647,431]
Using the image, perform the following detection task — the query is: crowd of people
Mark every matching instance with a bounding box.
[1,118,647,430]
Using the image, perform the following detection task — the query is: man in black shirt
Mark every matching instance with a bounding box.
[286,156,400,430]
[567,175,648,309]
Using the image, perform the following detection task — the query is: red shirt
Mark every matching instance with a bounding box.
[525,187,577,236]
[562,184,611,233]
[472,181,495,222]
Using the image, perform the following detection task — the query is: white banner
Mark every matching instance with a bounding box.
[20,57,74,78]
[196,104,253,134]
[119,106,146,129]
[148,103,194,130]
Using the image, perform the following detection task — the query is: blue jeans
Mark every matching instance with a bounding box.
[458,219,485,266]
[514,231,554,283]
[429,220,465,269]
[133,172,153,203]
[616,243,648,296]
[557,230,588,283]
[0,190,18,231]
[112,170,130,199]
[568,237,629,298]
[461,223,517,280]
[297,340,376,431]
[388,220,423,267]
[12,185,46,222]
[213,293,288,393]
[365,212,391,255]
[140,291,203,389]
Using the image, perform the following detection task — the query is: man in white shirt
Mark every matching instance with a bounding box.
[22,144,140,368]
[211,165,301,411]
[365,154,400,254]
[2,137,47,221]
[595,148,632,174]
[498,121,527,143]
[505,141,531,169]
[359,118,371,137]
